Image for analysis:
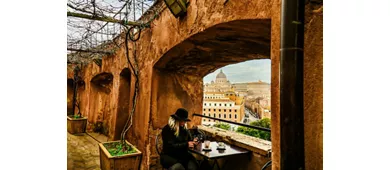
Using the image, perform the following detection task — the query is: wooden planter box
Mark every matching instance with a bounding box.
[67,116,87,134]
[99,140,142,170]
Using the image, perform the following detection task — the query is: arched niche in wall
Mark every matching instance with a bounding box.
[114,68,132,140]
[89,72,114,136]
[91,72,113,94]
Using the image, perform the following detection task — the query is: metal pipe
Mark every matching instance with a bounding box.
[192,113,271,132]
[67,12,142,26]
[280,0,305,169]
[67,48,113,55]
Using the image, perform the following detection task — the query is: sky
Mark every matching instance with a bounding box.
[203,59,271,84]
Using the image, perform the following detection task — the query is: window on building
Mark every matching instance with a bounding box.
[209,119,210,122]
[229,109,232,112]
[214,113,216,117]
[229,114,231,118]
[214,103,217,106]
[235,109,237,112]
[204,119,206,121]
[224,109,226,112]
[224,114,226,118]
[209,109,211,111]
[235,114,237,119]
[219,114,221,118]
[219,109,221,112]
[230,104,232,106]
[225,104,227,106]
[209,103,211,106]
[219,104,221,106]
[203,108,206,111]
[208,113,210,117]
[204,103,206,106]
[214,109,216,111]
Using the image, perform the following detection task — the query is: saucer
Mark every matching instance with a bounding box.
[216,146,226,150]
[202,148,212,151]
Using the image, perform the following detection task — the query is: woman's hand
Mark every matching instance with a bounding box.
[193,137,199,145]
[188,141,195,148]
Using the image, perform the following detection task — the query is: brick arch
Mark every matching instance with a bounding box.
[154,19,271,76]
[151,18,271,130]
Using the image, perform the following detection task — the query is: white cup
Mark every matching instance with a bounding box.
[205,140,211,148]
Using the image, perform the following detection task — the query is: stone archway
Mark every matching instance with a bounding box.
[152,19,271,128]
[149,19,271,169]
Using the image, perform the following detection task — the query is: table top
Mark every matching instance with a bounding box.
[189,141,250,159]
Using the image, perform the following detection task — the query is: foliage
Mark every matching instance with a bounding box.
[250,118,271,129]
[236,118,271,141]
[213,123,231,130]
[103,142,136,157]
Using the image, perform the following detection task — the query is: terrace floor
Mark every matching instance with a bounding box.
[67,132,108,170]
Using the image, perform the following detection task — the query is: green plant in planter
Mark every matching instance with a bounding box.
[103,141,136,156]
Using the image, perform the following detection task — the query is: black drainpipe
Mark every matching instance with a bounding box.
[72,66,80,116]
[280,0,305,169]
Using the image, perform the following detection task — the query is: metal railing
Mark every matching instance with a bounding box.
[192,113,271,132]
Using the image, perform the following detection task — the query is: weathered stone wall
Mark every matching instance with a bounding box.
[303,4,323,170]
[270,3,323,170]
[66,0,322,170]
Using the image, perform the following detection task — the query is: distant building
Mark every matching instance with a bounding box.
[202,69,271,125]
[202,91,245,125]
[232,80,270,98]
[204,70,232,92]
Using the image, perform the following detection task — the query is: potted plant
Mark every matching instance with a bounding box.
[67,113,88,134]
[67,101,87,134]
[98,38,142,170]
[67,65,87,134]
[99,140,142,170]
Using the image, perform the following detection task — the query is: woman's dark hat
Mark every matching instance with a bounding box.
[171,108,191,122]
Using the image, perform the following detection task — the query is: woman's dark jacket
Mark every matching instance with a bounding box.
[160,124,194,167]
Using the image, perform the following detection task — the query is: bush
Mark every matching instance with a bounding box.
[213,123,231,130]
[236,118,271,141]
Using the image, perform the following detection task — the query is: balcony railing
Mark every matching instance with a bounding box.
[192,113,271,132]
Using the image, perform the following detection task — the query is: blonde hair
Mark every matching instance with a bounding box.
[168,116,187,137]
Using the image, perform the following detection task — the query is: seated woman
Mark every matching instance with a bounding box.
[160,108,199,170]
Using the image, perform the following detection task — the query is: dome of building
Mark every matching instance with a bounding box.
[216,70,227,79]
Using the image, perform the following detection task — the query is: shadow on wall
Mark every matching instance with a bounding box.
[89,72,113,136]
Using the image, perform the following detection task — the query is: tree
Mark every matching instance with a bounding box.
[236,118,271,141]
[213,123,231,130]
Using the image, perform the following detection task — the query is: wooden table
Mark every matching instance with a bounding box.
[189,141,250,170]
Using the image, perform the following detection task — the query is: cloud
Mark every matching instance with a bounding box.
[203,59,271,83]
